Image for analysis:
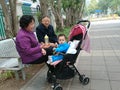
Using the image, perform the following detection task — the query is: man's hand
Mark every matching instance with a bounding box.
[49,43,58,47]
[40,42,50,48]
[40,42,57,48]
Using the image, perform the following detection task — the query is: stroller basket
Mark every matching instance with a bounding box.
[47,20,90,90]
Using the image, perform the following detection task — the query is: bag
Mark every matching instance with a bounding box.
[55,66,75,79]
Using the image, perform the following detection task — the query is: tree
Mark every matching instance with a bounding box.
[98,0,120,14]
[9,0,18,36]
[49,0,64,31]
[62,0,85,26]
[98,0,110,14]
[109,0,120,13]
[0,0,17,38]
[87,0,98,14]
[39,0,49,17]
[36,0,85,31]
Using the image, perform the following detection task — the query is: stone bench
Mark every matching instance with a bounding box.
[0,38,26,80]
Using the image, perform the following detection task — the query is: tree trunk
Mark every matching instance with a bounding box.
[71,8,76,25]
[56,0,64,30]
[63,0,85,26]
[0,0,12,38]
[9,0,18,36]
[50,0,64,31]
[79,0,85,19]
[39,0,48,17]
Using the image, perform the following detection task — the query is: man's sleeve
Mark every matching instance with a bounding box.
[36,26,44,43]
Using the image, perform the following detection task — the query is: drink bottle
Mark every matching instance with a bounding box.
[44,35,49,44]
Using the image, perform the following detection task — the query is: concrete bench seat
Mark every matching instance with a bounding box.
[0,38,26,80]
[0,58,20,70]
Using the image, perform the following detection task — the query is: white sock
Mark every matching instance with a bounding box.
[47,56,52,64]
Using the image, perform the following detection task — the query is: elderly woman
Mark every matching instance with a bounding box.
[16,15,51,64]
[36,15,58,47]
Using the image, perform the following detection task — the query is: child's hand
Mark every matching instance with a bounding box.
[55,43,58,47]
[53,48,56,51]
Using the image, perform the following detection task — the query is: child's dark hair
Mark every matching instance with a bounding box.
[19,15,35,29]
[58,34,67,39]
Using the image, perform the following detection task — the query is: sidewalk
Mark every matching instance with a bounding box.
[21,21,120,90]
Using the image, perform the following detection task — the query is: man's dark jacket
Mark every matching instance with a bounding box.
[36,23,57,43]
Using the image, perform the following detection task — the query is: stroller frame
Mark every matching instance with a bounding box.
[47,20,90,90]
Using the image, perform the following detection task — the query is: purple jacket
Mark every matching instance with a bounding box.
[15,29,43,64]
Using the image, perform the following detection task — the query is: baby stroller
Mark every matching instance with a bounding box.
[47,20,90,90]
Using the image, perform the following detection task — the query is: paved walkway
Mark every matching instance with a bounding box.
[21,20,120,90]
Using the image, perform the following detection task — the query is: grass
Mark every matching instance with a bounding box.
[0,71,14,81]
[56,27,71,40]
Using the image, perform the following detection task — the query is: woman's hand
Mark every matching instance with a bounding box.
[41,48,46,55]
[40,42,45,48]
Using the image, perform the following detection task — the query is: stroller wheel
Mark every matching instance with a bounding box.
[79,75,89,85]
[53,83,63,90]
[83,77,89,85]
[79,76,89,85]
[79,74,85,82]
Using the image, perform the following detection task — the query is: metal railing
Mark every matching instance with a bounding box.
[0,6,6,40]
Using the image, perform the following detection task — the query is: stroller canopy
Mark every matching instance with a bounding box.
[68,24,90,53]
[68,24,86,41]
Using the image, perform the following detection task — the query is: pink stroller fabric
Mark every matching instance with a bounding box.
[68,24,90,53]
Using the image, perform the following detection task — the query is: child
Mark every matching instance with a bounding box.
[47,34,70,64]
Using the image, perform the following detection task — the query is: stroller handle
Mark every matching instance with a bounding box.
[77,20,90,29]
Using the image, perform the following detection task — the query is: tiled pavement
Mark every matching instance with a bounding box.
[21,20,120,90]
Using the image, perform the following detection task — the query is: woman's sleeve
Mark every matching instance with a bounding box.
[18,36,42,55]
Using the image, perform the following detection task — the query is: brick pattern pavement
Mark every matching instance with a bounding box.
[21,20,120,90]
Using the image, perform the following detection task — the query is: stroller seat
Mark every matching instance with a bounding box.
[48,39,81,66]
